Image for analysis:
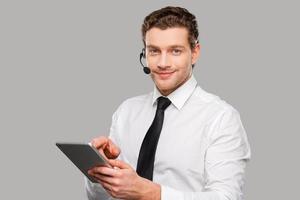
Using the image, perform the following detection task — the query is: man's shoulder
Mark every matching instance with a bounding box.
[193,86,238,113]
[192,86,243,129]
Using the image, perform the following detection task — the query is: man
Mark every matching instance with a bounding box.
[86,6,251,200]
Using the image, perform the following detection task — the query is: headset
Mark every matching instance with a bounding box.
[139,48,151,74]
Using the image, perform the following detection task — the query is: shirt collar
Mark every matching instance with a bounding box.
[152,75,197,110]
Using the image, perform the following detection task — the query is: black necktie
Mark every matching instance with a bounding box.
[136,96,171,180]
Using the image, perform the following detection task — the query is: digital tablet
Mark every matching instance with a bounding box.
[56,142,111,183]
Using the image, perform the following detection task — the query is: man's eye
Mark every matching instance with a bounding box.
[172,49,182,55]
[149,49,159,55]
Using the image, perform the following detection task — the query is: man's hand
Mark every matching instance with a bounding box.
[91,136,120,159]
[88,159,161,200]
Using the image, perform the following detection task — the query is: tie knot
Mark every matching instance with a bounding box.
[157,97,171,111]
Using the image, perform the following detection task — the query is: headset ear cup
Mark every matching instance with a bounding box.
[139,48,146,68]
[142,48,146,58]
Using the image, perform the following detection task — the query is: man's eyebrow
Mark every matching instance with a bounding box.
[146,45,160,49]
[146,45,185,49]
[169,45,185,49]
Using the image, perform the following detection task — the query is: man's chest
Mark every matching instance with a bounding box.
[119,107,212,178]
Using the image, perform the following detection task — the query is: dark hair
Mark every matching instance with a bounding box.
[142,6,199,49]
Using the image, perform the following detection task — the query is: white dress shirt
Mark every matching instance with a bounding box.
[85,75,251,200]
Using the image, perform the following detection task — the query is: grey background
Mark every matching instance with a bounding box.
[1,0,299,199]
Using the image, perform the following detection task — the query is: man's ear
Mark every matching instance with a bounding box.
[191,43,201,65]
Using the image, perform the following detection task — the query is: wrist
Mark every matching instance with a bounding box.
[139,179,161,200]
[152,183,161,200]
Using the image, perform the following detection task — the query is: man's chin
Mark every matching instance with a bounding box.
[156,84,175,96]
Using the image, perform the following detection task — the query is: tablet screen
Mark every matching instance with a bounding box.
[56,143,110,183]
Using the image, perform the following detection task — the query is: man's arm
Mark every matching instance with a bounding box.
[160,159,247,200]
[161,108,251,200]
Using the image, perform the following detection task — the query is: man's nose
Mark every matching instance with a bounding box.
[157,52,171,69]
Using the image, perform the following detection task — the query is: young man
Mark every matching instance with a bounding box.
[86,6,250,200]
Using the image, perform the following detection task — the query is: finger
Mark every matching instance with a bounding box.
[88,168,107,177]
[91,172,112,183]
[100,181,113,194]
[91,136,108,149]
[90,166,117,177]
[93,173,119,186]
[108,159,132,169]
[92,177,113,193]
[100,182,121,199]
[104,139,121,158]
[94,177,119,199]
[88,170,114,186]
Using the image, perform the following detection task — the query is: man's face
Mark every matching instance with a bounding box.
[145,27,200,96]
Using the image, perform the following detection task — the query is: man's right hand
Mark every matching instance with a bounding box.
[91,136,120,159]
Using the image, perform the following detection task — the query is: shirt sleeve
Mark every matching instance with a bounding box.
[161,108,251,200]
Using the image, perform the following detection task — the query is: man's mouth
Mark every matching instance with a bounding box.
[155,71,175,79]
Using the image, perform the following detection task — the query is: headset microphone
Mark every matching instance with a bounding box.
[139,48,151,74]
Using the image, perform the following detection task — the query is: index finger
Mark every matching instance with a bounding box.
[104,139,121,158]
[91,136,108,149]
